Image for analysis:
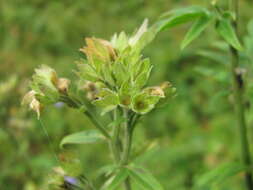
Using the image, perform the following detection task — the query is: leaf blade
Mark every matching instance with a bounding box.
[102,168,129,190]
[156,6,210,32]
[60,130,105,148]
[181,15,212,49]
[195,162,248,189]
[216,18,243,51]
[128,167,164,190]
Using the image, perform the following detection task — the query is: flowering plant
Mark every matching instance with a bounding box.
[23,19,175,189]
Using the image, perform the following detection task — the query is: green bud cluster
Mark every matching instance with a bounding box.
[77,20,176,114]
[22,65,70,118]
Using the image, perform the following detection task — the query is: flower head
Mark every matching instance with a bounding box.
[23,65,71,118]
[76,19,176,115]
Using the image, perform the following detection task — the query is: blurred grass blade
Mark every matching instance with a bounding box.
[102,168,129,190]
[181,15,212,49]
[216,18,243,51]
[197,49,228,64]
[195,162,248,189]
[128,167,164,190]
[60,130,105,148]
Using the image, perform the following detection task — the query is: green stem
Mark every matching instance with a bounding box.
[85,111,111,140]
[229,0,253,189]
[60,94,111,139]
[120,109,132,166]
[111,109,122,162]
[120,109,133,190]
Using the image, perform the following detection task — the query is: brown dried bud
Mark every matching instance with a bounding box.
[22,90,43,118]
[56,78,70,93]
[144,86,165,97]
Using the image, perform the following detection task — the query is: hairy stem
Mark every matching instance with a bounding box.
[229,0,253,189]
[121,110,132,166]
[111,109,121,162]
[60,94,111,140]
[85,111,111,140]
[121,109,133,190]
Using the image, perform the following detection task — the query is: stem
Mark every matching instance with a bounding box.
[110,109,139,190]
[111,109,121,162]
[120,109,133,190]
[120,109,132,166]
[85,111,111,140]
[229,1,253,189]
[60,94,111,139]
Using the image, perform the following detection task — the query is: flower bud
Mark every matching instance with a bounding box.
[22,90,43,118]
[57,78,70,94]
[143,86,165,98]
[31,65,59,103]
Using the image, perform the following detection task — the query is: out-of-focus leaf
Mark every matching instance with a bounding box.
[216,17,243,51]
[197,50,228,64]
[157,6,210,32]
[195,162,248,189]
[181,15,213,49]
[128,167,164,190]
[102,168,129,190]
[60,130,105,148]
[160,6,209,19]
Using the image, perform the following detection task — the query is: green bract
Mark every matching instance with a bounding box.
[77,20,175,114]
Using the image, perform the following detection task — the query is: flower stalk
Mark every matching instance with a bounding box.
[229,0,253,189]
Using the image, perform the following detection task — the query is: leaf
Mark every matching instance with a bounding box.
[157,6,210,32]
[128,167,164,190]
[216,17,243,51]
[197,50,228,64]
[60,130,105,148]
[133,20,158,52]
[102,168,129,190]
[76,62,100,82]
[134,60,153,90]
[92,88,119,114]
[181,15,212,49]
[111,31,129,53]
[195,162,248,189]
[160,6,209,19]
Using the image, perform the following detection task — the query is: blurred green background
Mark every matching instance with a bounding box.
[1,0,253,189]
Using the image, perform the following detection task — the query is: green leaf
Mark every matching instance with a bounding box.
[216,17,243,51]
[181,15,212,49]
[133,59,153,90]
[128,167,164,190]
[60,130,105,148]
[157,6,210,32]
[160,6,209,19]
[92,88,119,114]
[111,31,129,52]
[133,20,158,52]
[197,50,228,64]
[77,62,100,82]
[195,162,248,189]
[102,168,129,190]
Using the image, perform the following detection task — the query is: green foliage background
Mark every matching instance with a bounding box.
[1,0,253,189]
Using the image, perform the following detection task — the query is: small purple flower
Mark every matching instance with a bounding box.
[64,176,78,186]
[54,102,64,108]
